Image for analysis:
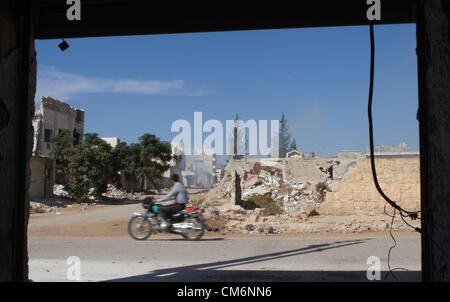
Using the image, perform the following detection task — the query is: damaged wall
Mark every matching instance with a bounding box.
[322,156,420,215]
[208,155,421,217]
[206,157,355,209]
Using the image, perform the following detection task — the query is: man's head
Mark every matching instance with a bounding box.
[170,174,179,184]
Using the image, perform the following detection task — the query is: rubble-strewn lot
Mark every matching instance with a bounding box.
[200,156,421,235]
[200,201,420,235]
[206,157,336,216]
[30,154,421,236]
[30,184,146,214]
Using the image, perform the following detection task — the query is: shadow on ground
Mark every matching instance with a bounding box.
[149,237,225,242]
[106,238,420,282]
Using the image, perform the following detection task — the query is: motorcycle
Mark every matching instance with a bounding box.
[128,198,206,240]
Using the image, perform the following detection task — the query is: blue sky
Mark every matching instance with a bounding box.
[35,24,419,158]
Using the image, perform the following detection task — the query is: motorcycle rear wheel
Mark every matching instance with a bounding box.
[128,216,152,240]
[181,216,205,241]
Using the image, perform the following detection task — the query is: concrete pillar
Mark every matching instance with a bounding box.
[231,170,242,206]
[417,0,450,281]
[0,0,35,281]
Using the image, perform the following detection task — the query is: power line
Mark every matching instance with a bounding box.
[367,24,421,233]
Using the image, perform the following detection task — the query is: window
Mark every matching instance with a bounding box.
[73,129,81,146]
[76,110,83,123]
[44,129,52,143]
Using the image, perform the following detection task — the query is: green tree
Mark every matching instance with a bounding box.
[138,134,172,189]
[122,143,143,186]
[49,131,172,200]
[65,146,91,202]
[82,133,114,199]
[48,130,74,172]
[51,132,115,202]
[110,141,130,188]
[279,112,291,158]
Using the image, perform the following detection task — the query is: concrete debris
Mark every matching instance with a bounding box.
[209,168,330,214]
[201,155,422,235]
[242,175,262,189]
[53,184,69,198]
[207,156,340,215]
[302,204,319,217]
[203,207,420,235]
[54,184,144,201]
[103,184,144,200]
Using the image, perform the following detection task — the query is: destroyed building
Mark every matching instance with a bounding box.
[32,96,84,157]
[29,97,85,198]
[206,143,420,217]
[181,149,217,188]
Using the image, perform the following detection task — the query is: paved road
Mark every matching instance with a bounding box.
[28,234,421,282]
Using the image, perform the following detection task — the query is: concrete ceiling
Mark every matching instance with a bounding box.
[34,0,417,39]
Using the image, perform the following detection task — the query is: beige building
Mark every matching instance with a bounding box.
[29,157,53,199]
[32,96,84,157]
[29,97,85,198]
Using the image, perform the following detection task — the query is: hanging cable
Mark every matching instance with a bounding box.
[367,24,421,233]
[383,204,410,281]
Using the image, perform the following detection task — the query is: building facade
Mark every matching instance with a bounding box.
[29,97,85,198]
[181,150,217,188]
[33,96,85,158]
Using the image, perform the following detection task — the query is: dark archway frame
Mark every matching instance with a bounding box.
[13,0,437,281]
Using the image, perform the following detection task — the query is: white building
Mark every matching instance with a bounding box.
[181,149,217,188]
[101,137,120,148]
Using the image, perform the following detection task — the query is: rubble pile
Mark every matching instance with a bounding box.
[204,204,420,235]
[208,169,331,215]
[202,157,424,235]
[103,184,144,200]
[53,184,144,200]
[244,176,330,214]
[207,174,234,200]
[207,157,342,216]
[53,184,70,198]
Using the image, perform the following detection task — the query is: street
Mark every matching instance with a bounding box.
[28,234,421,282]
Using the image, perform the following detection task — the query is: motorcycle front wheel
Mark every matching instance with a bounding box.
[181,216,205,241]
[128,215,152,240]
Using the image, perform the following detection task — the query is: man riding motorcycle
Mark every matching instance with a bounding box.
[155,174,188,230]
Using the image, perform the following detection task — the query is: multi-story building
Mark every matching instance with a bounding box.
[29,97,85,198]
[32,96,84,157]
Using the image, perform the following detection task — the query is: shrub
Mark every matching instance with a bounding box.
[233,209,247,215]
[245,194,284,216]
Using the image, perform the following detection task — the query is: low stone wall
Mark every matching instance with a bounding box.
[321,156,420,215]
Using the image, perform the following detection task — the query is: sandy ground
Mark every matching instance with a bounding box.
[28,200,418,239]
